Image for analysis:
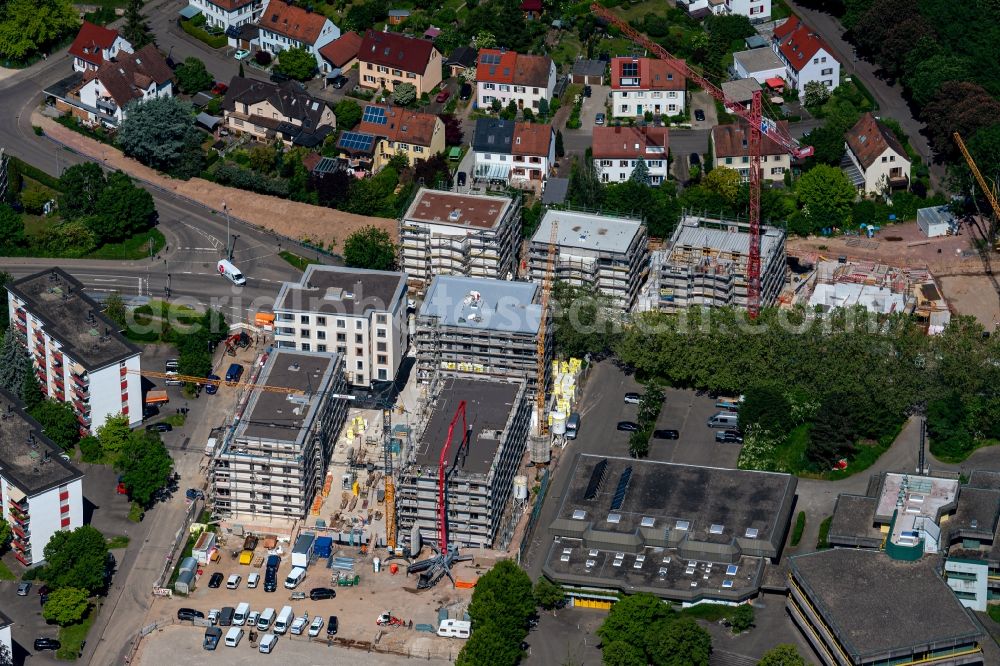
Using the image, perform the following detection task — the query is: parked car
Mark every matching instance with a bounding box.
[247,573,260,589]
[436,89,451,103]
[34,638,60,651]
[208,573,225,588]
[290,613,309,635]
[459,83,472,100]
[178,608,205,621]
[234,49,250,61]
[269,70,291,83]
[208,608,221,625]
[146,422,172,433]
[715,430,744,444]
[595,112,605,126]
[142,405,159,420]
[327,615,339,635]
[689,152,701,166]
[457,171,467,187]
[204,374,220,395]
[624,392,642,405]
[17,582,31,596]
[616,421,639,432]
[584,85,592,97]
[309,587,336,600]
[308,616,325,637]
[259,633,278,653]
[165,359,179,372]
[226,574,242,590]
[211,82,228,96]
[186,488,204,501]
[247,610,260,627]
[653,429,680,439]
[331,75,349,89]
[694,108,705,122]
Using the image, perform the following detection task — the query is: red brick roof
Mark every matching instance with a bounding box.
[610,57,685,91]
[772,17,833,73]
[845,113,908,170]
[592,126,669,160]
[359,30,437,76]
[711,121,788,158]
[521,0,543,10]
[261,0,330,45]
[204,0,256,11]
[89,44,173,108]
[68,21,122,68]
[319,31,362,68]
[357,105,441,147]
[512,122,552,156]
[476,49,553,88]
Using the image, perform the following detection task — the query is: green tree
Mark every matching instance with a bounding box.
[534,576,565,609]
[555,128,564,157]
[275,47,317,81]
[702,166,741,205]
[116,431,173,506]
[475,30,497,49]
[539,97,551,120]
[0,518,11,552]
[0,0,79,61]
[0,326,34,404]
[42,587,89,626]
[456,624,522,666]
[174,57,214,94]
[89,171,157,243]
[803,80,831,107]
[757,644,806,666]
[568,158,604,210]
[0,272,10,330]
[796,164,855,232]
[629,158,651,186]
[647,616,711,666]
[0,205,26,252]
[730,603,754,633]
[96,414,133,463]
[42,525,110,594]
[103,292,127,329]
[121,0,154,48]
[458,560,534,666]
[19,185,51,215]
[393,82,417,106]
[59,163,107,219]
[343,225,397,270]
[808,394,856,468]
[739,386,793,434]
[334,99,363,130]
[551,282,613,358]
[597,592,673,646]
[117,96,202,174]
[29,400,80,451]
[904,53,970,108]
[602,640,645,666]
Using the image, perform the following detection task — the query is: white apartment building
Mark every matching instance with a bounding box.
[0,611,11,663]
[186,0,268,34]
[592,125,669,185]
[711,122,791,182]
[475,49,556,111]
[0,389,85,566]
[68,21,132,73]
[726,0,771,21]
[472,119,555,187]
[273,265,408,387]
[258,0,340,75]
[732,48,786,85]
[6,269,143,435]
[399,188,522,292]
[610,57,687,119]
[211,350,349,519]
[772,17,840,98]
[528,209,649,313]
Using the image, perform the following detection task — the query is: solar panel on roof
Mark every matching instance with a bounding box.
[583,458,608,501]
[362,105,387,125]
[338,131,375,152]
[481,53,501,65]
[610,466,633,511]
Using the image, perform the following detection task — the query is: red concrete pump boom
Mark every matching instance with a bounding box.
[437,400,468,551]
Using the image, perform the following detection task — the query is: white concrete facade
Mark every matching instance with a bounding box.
[189,0,268,33]
[944,558,990,612]
[77,75,173,125]
[476,65,557,111]
[845,141,910,195]
[611,89,685,119]
[259,16,340,75]
[726,0,771,21]
[1,478,84,565]
[72,35,132,73]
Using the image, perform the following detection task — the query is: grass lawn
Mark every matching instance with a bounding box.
[989,604,1000,625]
[0,559,16,581]
[85,228,166,261]
[57,604,98,660]
[164,413,187,427]
[619,0,671,21]
[550,32,584,69]
[279,250,317,272]
[772,0,793,20]
[677,603,737,622]
[106,535,130,550]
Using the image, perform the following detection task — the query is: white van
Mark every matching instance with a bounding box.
[217,259,246,286]
[565,412,580,440]
[224,627,244,647]
[273,606,294,635]
[257,607,275,631]
[283,567,306,589]
[437,619,471,639]
[226,574,241,589]
[706,412,739,428]
[233,602,250,626]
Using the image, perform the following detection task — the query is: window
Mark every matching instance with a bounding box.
[882,156,888,163]
[336,333,346,342]
[317,316,326,326]
[299,315,309,324]
[376,328,387,338]
[619,172,626,180]
[889,155,896,162]
[356,360,364,370]
[771,167,785,175]
[483,83,495,90]
[742,156,749,163]
[355,347,363,357]
[725,157,733,165]
[377,354,387,365]
[600,159,612,167]
[377,341,387,352]
[337,319,345,328]
[821,57,827,63]
[317,331,326,340]
[620,60,638,80]
[337,346,347,354]
[620,160,629,167]
[821,68,833,75]
[300,342,311,351]
[378,369,388,380]
[392,69,401,76]
[356,320,363,329]
[414,145,424,153]
[813,58,819,64]
[363,75,375,83]
[317,344,327,352]
[620,104,629,112]
[355,334,363,343]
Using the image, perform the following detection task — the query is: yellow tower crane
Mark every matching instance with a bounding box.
[954,132,1000,251]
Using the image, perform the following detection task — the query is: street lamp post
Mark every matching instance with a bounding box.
[223,201,231,259]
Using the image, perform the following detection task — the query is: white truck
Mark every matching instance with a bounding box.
[217,259,246,286]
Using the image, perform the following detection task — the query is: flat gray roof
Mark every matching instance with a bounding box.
[828,494,881,543]
[403,188,514,230]
[0,389,84,496]
[668,217,784,261]
[419,276,542,335]
[952,486,1000,537]
[7,268,141,371]
[917,205,955,227]
[721,77,761,102]
[237,350,338,443]
[572,59,606,77]
[411,377,522,475]
[732,48,784,74]
[274,265,407,317]
[541,177,569,205]
[533,209,644,255]
[968,470,1000,490]
[789,549,984,658]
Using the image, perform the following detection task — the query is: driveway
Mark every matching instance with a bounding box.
[561,85,610,157]
[688,90,717,130]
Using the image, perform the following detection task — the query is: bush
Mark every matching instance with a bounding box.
[179,18,227,48]
[790,511,806,546]
[254,50,272,66]
[213,163,290,197]
[817,516,832,549]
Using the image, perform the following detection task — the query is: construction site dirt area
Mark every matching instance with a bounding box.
[938,275,1000,329]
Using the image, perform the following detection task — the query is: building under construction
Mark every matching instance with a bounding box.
[643,214,786,313]
[396,377,530,550]
[414,275,552,394]
[528,209,649,312]
[212,350,350,519]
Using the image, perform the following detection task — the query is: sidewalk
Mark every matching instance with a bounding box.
[34,113,394,253]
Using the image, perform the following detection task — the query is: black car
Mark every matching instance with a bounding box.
[270,71,291,83]
[694,108,706,121]
[327,615,339,635]
[177,608,205,621]
[457,171,467,187]
[616,421,639,432]
[34,638,61,651]
[716,429,744,444]
[208,572,224,588]
[264,573,277,592]
[204,374,220,395]
[142,405,159,420]
[653,429,680,439]
[331,75,349,89]
[460,83,472,100]
[584,85,592,97]
[146,422,172,432]
[309,587,337,600]
[689,152,701,166]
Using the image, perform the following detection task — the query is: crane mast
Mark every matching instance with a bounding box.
[536,220,558,434]
[954,131,1000,248]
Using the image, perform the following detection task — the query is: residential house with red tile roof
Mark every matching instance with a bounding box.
[475,49,556,112]
[471,118,554,188]
[842,113,910,195]
[771,17,840,99]
[592,126,669,185]
[335,104,445,176]
[58,45,174,127]
[358,30,443,96]
[318,30,362,75]
[711,121,790,182]
[521,0,543,19]
[68,21,132,73]
[610,57,686,119]
[186,0,268,36]
[258,0,340,75]
[221,76,336,148]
